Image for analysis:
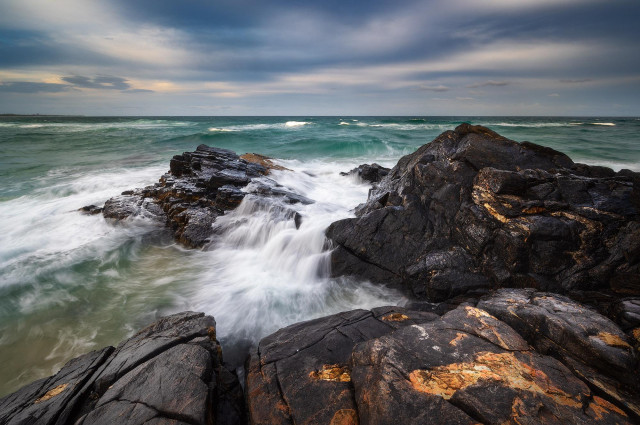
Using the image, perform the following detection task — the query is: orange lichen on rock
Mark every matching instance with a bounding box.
[408,351,582,408]
[309,364,351,382]
[463,306,519,350]
[208,326,217,341]
[596,332,631,349]
[240,153,290,173]
[632,328,640,342]
[381,313,409,322]
[329,409,359,425]
[522,206,545,214]
[34,383,68,404]
[449,332,468,346]
[482,202,509,223]
[586,396,628,420]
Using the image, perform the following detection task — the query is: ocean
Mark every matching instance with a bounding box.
[0,116,638,396]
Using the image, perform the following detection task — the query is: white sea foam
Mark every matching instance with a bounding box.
[339,121,351,125]
[208,127,235,132]
[590,122,616,126]
[491,122,573,128]
[355,122,452,131]
[185,159,404,356]
[0,165,166,287]
[284,121,311,127]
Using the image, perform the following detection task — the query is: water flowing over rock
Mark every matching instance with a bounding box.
[326,124,640,304]
[0,312,245,425]
[98,145,307,248]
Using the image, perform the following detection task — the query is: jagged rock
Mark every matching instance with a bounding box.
[0,312,245,425]
[90,144,306,248]
[326,124,640,302]
[340,163,390,184]
[245,306,439,424]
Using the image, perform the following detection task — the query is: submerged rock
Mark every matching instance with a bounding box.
[0,312,245,425]
[326,124,640,303]
[92,145,307,248]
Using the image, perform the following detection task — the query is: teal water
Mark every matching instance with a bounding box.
[0,116,638,396]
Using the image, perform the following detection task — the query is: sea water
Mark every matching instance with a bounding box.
[0,116,638,396]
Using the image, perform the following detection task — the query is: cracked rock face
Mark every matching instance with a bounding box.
[245,290,638,424]
[245,306,439,424]
[0,312,245,425]
[326,124,640,302]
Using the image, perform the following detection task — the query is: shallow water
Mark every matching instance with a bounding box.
[0,115,638,396]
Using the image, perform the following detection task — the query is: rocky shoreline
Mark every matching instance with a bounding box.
[3,125,639,424]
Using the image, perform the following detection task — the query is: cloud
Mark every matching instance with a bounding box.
[548,93,560,97]
[61,75,130,90]
[559,78,592,83]
[418,85,449,92]
[0,81,70,93]
[124,88,154,93]
[467,80,510,88]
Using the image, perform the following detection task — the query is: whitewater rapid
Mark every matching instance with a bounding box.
[0,155,405,393]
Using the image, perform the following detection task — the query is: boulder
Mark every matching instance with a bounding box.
[340,163,390,184]
[0,312,245,425]
[326,124,640,303]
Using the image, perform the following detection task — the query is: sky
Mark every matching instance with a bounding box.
[0,0,639,116]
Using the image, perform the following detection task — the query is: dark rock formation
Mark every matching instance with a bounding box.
[327,124,640,303]
[246,290,639,424]
[340,163,390,184]
[0,312,245,425]
[245,306,439,424]
[78,205,102,215]
[96,145,307,248]
[477,288,640,418]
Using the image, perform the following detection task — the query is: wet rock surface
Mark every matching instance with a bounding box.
[0,312,245,425]
[245,290,639,424]
[245,306,438,425]
[96,145,306,248]
[327,124,640,303]
[340,163,390,184]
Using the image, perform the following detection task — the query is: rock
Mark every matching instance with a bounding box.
[245,306,439,424]
[477,288,640,418]
[340,163,390,184]
[88,144,304,248]
[352,305,632,425]
[326,124,640,302]
[240,153,291,172]
[246,301,636,424]
[0,312,245,425]
[78,205,102,215]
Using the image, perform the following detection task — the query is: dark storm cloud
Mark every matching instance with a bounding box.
[61,75,130,90]
[0,81,70,93]
[467,81,510,88]
[560,79,593,84]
